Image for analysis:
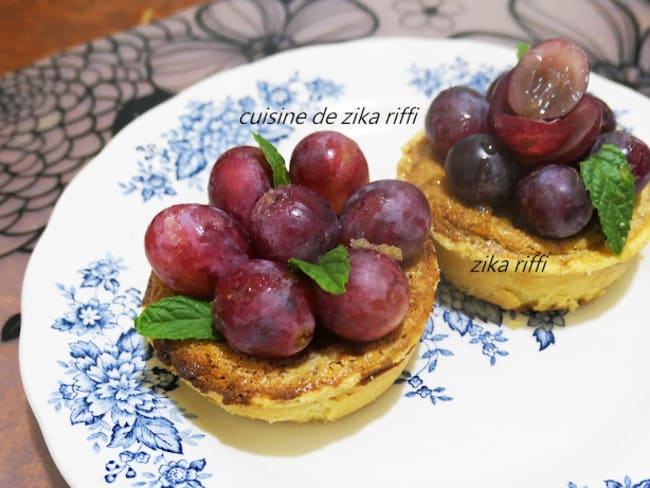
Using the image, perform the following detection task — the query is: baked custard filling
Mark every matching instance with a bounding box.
[398,131,650,311]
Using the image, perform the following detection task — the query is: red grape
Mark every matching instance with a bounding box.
[144,204,251,298]
[592,95,617,133]
[289,130,369,214]
[424,86,490,158]
[486,71,507,102]
[492,112,571,157]
[508,38,590,120]
[313,248,409,342]
[488,70,515,128]
[249,184,341,263]
[536,93,602,164]
[340,179,431,264]
[208,146,272,231]
[213,259,315,358]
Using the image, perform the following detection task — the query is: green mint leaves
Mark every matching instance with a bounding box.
[252,131,291,187]
[289,245,350,295]
[517,42,530,60]
[579,143,635,255]
[134,295,220,340]
[135,246,352,341]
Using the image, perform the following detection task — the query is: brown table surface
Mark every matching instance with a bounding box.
[0,2,204,487]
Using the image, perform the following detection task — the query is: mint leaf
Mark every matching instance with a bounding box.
[579,143,635,255]
[289,245,350,295]
[134,295,220,340]
[517,42,530,60]
[252,131,290,187]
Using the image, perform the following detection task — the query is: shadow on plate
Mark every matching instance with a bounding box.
[167,362,411,457]
[565,255,641,326]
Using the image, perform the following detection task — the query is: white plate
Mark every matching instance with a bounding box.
[20,38,650,488]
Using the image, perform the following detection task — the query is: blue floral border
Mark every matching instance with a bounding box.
[569,476,650,488]
[49,255,212,487]
[118,73,343,202]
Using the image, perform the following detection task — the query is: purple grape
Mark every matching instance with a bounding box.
[144,204,251,298]
[289,130,369,214]
[590,131,650,192]
[488,70,515,128]
[340,179,431,264]
[424,86,490,158]
[592,95,617,133]
[486,71,507,102]
[208,145,272,232]
[214,260,315,358]
[492,112,571,157]
[515,165,593,239]
[444,133,520,207]
[313,248,409,342]
[249,184,341,263]
[535,93,602,164]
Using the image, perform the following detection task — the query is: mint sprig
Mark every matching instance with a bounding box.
[252,131,291,187]
[134,295,220,340]
[289,245,350,295]
[517,42,530,60]
[579,143,635,255]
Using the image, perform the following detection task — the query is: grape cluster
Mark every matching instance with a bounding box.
[144,130,432,358]
[426,38,650,239]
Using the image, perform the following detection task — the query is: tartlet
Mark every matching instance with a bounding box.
[143,238,439,423]
[398,130,650,311]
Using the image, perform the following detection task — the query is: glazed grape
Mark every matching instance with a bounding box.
[144,204,251,298]
[486,71,507,102]
[208,145,272,232]
[214,259,315,358]
[289,130,369,214]
[340,179,431,264]
[424,86,490,158]
[488,70,514,128]
[492,112,571,157]
[508,38,590,119]
[591,131,650,192]
[592,95,617,133]
[537,93,602,164]
[515,165,593,239]
[249,184,341,263]
[444,133,520,207]
[313,248,409,342]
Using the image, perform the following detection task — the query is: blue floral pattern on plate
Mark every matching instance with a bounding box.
[395,314,454,405]
[49,255,212,486]
[52,256,139,336]
[569,476,650,488]
[398,276,569,403]
[119,73,343,202]
[408,56,508,97]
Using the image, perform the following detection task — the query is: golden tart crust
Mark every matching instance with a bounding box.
[143,238,439,423]
[398,131,650,311]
